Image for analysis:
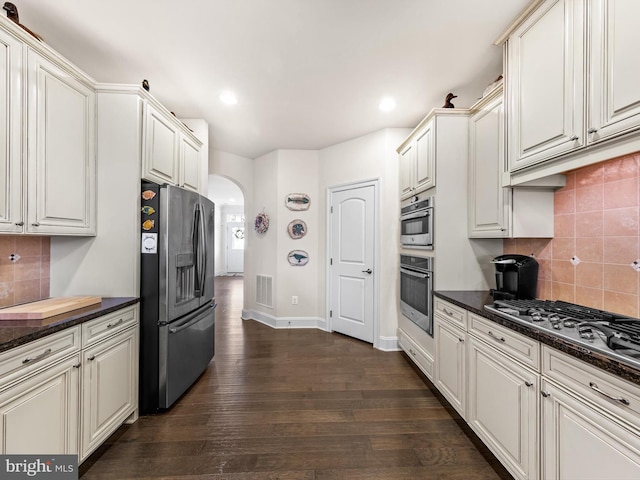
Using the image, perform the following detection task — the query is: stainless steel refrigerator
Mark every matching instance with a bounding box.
[139,182,216,414]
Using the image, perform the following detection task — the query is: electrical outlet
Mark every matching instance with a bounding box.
[291,296,298,305]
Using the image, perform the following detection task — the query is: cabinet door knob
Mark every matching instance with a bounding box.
[541,391,551,398]
[14,221,24,226]
[73,363,82,369]
[525,381,533,387]
[458,337,465,343]
[588,127,598,134]
[31,223,40,227]
[88,355,96,361]
[569,135,579,141]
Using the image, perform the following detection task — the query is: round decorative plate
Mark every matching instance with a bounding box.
[287,219,307,239]
[288,250,309,266]
[254,212,270,234]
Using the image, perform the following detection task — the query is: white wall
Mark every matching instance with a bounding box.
[276,150,320,319]
[209,129,411,346]
[318,128,412,342]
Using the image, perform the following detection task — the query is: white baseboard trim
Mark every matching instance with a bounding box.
[376,335,400,351]
[241,309,396,351]
[242,310,324,329]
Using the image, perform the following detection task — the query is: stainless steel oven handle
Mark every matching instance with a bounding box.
[491,259,517,264]
[400,267,429,279]
[401,210,430,221]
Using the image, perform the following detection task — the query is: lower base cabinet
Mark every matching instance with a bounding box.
[423,298,640,480]
[0,305,139,461]
[541,379,640,480]
[81,326,138,461]
[0,354,80,454]
[468,336,539,480]
[434,315,466,418]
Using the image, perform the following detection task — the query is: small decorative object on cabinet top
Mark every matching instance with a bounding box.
[254,211,270,234]
[285,193,311,211]
[288,250,309,266]
[142,79,150,91]
[442,92,457,108]
[482,75,503,98]
[3,2,43,41]
[287,219,307,239]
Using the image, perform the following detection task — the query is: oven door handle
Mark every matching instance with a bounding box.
[400,267,430,279]
[491,259,517,264]
[401,210,430,221]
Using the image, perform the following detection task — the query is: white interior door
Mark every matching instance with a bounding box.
[226,222,244,273]
[329,184,375,343]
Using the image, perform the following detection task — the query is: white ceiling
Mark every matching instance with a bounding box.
[13,0,529,159]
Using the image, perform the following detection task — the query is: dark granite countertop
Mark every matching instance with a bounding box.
[0,297,140,354]
[435,290,640,386]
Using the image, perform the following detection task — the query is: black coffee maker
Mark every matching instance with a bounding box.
[490,254,539,300]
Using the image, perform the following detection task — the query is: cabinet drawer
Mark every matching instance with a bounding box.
[398,328,434,381]
[0,326,81,390]
[82,305,138,348]
[542,345,640,431]
[434,298,466,329]
[469,313,540,371]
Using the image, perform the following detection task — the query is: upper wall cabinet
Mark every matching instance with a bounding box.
[398,118,435,201]
[502,0,640,182]
[142,100,203,193]
[0,18,96,235]
[468,83,561,238]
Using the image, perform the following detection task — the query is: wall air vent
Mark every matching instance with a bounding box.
[256,274,273,308]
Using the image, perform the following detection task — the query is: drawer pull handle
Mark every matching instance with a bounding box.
[443,308,454,317]
[31,223,40,227]
[22,348,52,364]
[589,382,630,406]
[14,221,24,226]
[525,381,533,387]
[88,355,96,361]
[488,331,506,342]
[106,318,124,329]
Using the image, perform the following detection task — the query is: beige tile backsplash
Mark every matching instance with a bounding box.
[0,236,50,308]
[505,151,640,317]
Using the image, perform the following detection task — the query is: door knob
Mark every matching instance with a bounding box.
[362,269,372,274]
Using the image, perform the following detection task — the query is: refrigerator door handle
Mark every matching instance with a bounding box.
[193,204,202,296]
[168,303,217,334]
[199,201,207,297]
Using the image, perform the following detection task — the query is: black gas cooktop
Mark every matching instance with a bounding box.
[485,299,640,370]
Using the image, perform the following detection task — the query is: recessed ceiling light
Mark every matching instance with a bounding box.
[379,97,396,112]
[219,90,238,105]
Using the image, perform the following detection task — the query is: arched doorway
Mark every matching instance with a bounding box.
[207,175,245,276]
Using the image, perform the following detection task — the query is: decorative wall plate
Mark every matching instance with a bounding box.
[287,219,307,239]
[285,193,310,211]
[254,212,269,234]
[288,250,309,266]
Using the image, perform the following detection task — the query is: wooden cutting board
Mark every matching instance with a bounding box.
[0,296,102,320]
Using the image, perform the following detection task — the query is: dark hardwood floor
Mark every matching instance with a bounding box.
[80,276,512,479]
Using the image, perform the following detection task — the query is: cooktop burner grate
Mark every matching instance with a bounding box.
[492,299,628,322]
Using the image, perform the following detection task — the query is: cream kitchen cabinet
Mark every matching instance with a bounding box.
[398,327,434,382]
[80,307,138,461]
[0,304,138,461]
[398,118,435,201]
[0,18,96,236]
[502,0,640,182]
[467,83,560,238]
[434,300,467,418]
[467,333,539,480]
[0,326,82,455]
[541,345,640,480]
[142,100,203,193]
